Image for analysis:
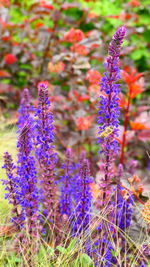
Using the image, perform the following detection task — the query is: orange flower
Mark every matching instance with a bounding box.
[73,91,89,102]
[137,184,144,193]
[87,12,98,19]
[86,70,102,84]
[128,0,140,7]
[76,115,94,131]
[71,44,89,56]
[122,68,144,99]
[35,22,44,28]
[122,68,143,84]
[119,93,127,108]
[129,83,143,99]
[119,12,139,22]
[133,175,141,183]
[0,0,10,7]
[48,62,65,73]
[130,121,150,130]
[90,182,101,199]
[64,28,85,43]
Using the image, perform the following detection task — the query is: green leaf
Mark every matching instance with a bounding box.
[135,94,142,100]
[19,64,32,70]
[56,246,67,254]
[83,143,91,153]
[66,238,77,253]
[1,79,10,84]
[80,22,95,32]
[122,39,129,47]
[62,8,83,21]
[111,249,119,257]
[44,16,54,28]
[143,29,150,42]
[131,48,149,60]
[91,144,99,153]
[17,71,27,77]
[62,85,70,91]
[10,8,27,24]
[78,253,94,266]
[12,34,21,43]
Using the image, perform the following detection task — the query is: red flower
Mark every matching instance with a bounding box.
[119,93,127,109]
[86,70,102,84]
[76,116,94,131]
[40,1,53,10]
[122,67,144,99]
[71,44,89,56]
[4,54,17,64]
[35,22,44,28]
[128,0,140,7]
[64,28,85,43]
[73,91,89,102]
[2,36,11,41]
[122,67,143,84]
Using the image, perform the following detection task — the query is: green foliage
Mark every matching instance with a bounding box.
[74,253,94,267]
[56,238,78,255]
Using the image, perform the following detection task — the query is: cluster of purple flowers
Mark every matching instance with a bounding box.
[18,88,32,129]
[34,82,58,225]
[98,26,126,187]
[60,148,73,218]
[1,26,140,266]
[73,158,92,235]
[2,152,24,229]
[116,186,134,230]
[17,122,39,236]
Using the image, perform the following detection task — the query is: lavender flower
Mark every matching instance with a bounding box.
[2,152,24,229]
[34,82,61,242]
[116,186,134,230]
[60,148,73,218]
[98,26,126,199]
[18,88,32,129]
[35,82,57,165]
[17,122,39,236]
[73,158,92,235]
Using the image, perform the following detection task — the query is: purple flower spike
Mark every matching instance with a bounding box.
[2,152,24,230]
[17,122,39,236]
[35,82,60,232]
[73,158,92,235]
[98,26,126,194]
[18,88,32,129]
[60,148,73,219]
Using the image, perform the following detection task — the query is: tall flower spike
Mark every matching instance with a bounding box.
[60,148,73,219]
[98,26,126,202]
[2,152,24,230]
[18,88,32,129]
[73,158,92,236]
[115,185,134,230]
[35,82,61,243]
[17,122,39,237]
